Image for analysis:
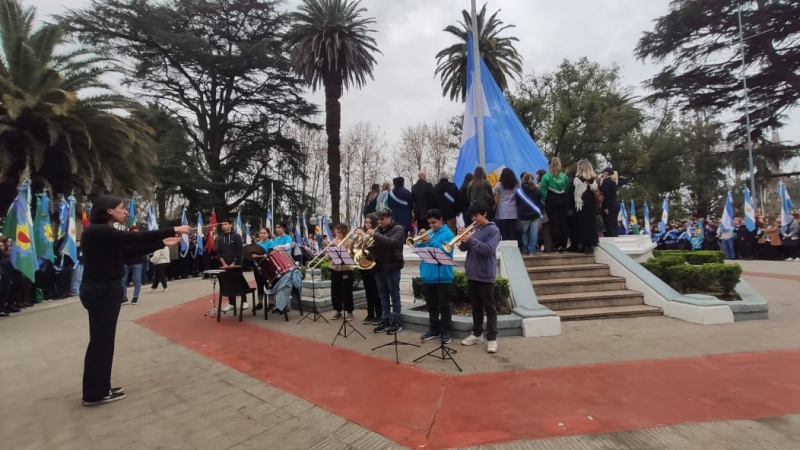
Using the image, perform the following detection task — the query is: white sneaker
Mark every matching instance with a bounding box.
[241,302,249,310]
[221,304,234,313]
[148,288,157,293]
[786,258,794,262]
[461,333,484,346]
[487,340,498,353]
[163,287,168,293]
[794,258,800,262]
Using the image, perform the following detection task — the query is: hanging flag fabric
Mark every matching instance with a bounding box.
[294,214,302,244]
[620,201,630,235]
[659,198,669,234]
[179,208,189,257]
[779,181,794,227]
[146,205,157,231]
[743,187,756,232]
[453,33,548,187]
[321,215,333,241]
[4,181,39,282]
[205,211,217,252]
[127,200,136,227]
[265,209,272,231]
[720,191,734,232]
[235,212,243,236]
[195,212,204,256]
[33,193,55,263]
[60,195,78,264]
[245,222,252,245]
[629,199,637,226]
[643,202,652,235]
[57,198,69,240]
[302,212,309,244]
[81,210,89,228]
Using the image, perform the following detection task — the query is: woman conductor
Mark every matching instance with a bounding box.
[80,195,190,406]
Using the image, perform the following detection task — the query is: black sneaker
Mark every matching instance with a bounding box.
[131,298,138,305]
[373,321,390,333]
[371,317,382,325]
[362,315,375,325]
[121,298,129,305]
[387,323,402,334]
[82,391,127,406]
[421,330,440,341]
[0,311,8,317]
[111,387,125,394]
[441,333,453,344]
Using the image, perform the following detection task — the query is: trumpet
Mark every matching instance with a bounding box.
[442,223,477,252]
[405,228,434,248]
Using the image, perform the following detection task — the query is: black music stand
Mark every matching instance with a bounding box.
[371,265,420,363]
[297,257,328,325]
[326,247,366,345]
[411,247,462,372]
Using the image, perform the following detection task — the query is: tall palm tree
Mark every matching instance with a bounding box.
[288,0,380,224]
[0,0,155,210]
[435,3,523,102]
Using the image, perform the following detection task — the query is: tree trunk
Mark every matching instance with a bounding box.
[324,76,343,225]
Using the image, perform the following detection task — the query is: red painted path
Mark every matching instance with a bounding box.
[137,297,800,449]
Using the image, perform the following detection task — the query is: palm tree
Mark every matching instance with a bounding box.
[435,3,523,102]
[0,0,156,210]
[287,0,380,224]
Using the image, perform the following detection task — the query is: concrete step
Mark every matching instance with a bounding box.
[527,263,610,280]
[537,289,644,311]
[523,253,596,267]
[556,304,663,321]
[531,276,627,296]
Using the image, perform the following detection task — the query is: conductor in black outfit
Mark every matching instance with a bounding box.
[79,195,190,406]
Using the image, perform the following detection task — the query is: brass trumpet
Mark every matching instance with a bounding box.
[442,223,477,252]
[405,228,434,248]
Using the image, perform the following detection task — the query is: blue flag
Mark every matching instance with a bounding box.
[720,191,734,232]
[57,198,69,239]
[33,193,55,263]
[245,222,252,245]
[195,212,204,256]
[294,214,302,244]
[620,201,630,235]
[147,205,158,231]
[659,198,669,234]
[743,187,756,232]
[322,215,333,241]
[60,195,78,265]
[454,33,548,187]
[179,208,189,257]
[643,202,652,235]
[235,212,243,236]
[265,209,272,231]
[629,199,637,227]
[4,180,39,282]
[779,181,794,227]
[127,200,136,227]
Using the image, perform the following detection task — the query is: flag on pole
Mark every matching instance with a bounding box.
[205,211,217,252]
[60,195,78,265]
[33,193,55,263]
[620,201,630,235]
[3,181,39,282]
[629,199,637,226]
[127,200,136,227]
[81,210,89,228]
[659,198,669,234]
[779,181,794,227]
[179,207,189,257]
[147,205,158,231]
[643,202,652,235]
[235,212,243,236]
[322,215,333,240]
[245,222,252,245]
[265,209,272,231]
[195,212,204,256]
[57,198,68,240]
[743,187,756,232]
[294,214,302,244]
[720,191,734,232]
[302,212,309,245]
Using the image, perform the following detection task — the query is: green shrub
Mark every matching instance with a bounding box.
[684,252,724,265]
[666,265,716,294]
[411,273,509,305]
[704,263,742,295]
[643,256,685,283]
[412,277,423,299]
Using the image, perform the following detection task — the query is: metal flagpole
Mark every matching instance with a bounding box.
[738,2,757,212]
[470,0,485,169]
[270,181,274,225]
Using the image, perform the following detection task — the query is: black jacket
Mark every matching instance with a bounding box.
[599,177,618,212]
[516,184,543,221]
[371,221,405,271]
[215,232,243,266]
[432,179,461,220]
[411,179,434,220]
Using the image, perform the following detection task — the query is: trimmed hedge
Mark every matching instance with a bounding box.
[642,254,742,295]
[653,250,724,264]
[412,272,510,305]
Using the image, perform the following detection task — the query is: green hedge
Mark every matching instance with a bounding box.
[412,272,509,305]
[642,256,742,295]
[652,250,724,264]
[303,259,361,285]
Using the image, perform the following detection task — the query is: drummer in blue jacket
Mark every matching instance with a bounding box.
[415,208,455,343]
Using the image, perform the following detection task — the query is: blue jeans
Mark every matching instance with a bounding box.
[520,219,541,255]
[122,263,143,300]
[720,238,735,259]
[374,269,402,323]
[71,264,84,296]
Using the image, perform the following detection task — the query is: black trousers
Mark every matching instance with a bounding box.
[80,280,123,402]
[495,219,517,241]
[330,270,354,313]
[468,280,497,341]
[545,200,569,250]
[361,269,381,318]
[253,269,266,301]
[151,264,168,289]
[423,283,452,334]
[602,210,618,237]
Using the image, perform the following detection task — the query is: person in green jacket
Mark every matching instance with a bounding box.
[538,157,570,253]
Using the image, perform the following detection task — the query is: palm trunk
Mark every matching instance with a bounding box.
[324,76,343,225]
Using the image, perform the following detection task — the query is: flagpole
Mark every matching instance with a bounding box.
[470,0,485,169]
[270,181,274,227]
[737,2,757,212]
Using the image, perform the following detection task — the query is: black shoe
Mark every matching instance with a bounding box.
[111,387,125,394]
[82,391,127,406]
[373,321,390,333]
[387,323,402,334]
[131,298,138,305]
[441,333,453,344]
[255,303,264,311]
[557,247,566,253]
[267,304,276,312]
[0,312,8,317]
[121,298,129,304]
[421,329,440,341]
[7,306,20,313]
[362,315,375,325]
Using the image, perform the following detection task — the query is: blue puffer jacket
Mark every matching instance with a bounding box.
[416,226,455,284]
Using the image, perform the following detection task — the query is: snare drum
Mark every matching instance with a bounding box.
[202,269,225,280]
[256,249,297,285]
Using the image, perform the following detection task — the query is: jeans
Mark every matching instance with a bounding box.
[520,219,541,255]
[720,238,735,259]
[71,263,84,296]
[122,263,143,300]
[374,269,401,324]
[80,280,123,402]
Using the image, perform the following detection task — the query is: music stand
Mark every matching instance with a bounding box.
[297,257,328,325]
[371,258,420,362]
[411,247,462,372]
[326,247,366,345]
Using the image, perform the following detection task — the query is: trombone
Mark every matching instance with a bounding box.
[405,228,434,248]
[307,228,356,270]
[442,223,477,252]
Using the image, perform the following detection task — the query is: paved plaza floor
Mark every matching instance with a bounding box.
[1,259,799,449]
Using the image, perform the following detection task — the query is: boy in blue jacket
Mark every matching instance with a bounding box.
[458,202,501,353]
[415,209,455,343]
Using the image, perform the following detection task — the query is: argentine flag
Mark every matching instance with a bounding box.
[235,212,243,236]
[322,215,333,241]
[195,212,204,256]
[179,208,189,257]
[779,181,794,227]
[720,191,734,232]
[147,205,158,231]
[265,209,272,231]
[60,195,78,264]
[659,198,669,234]
[643,202,652,235]
[245,222,252,245]
[743,187,756,232]
[619,201,630,235]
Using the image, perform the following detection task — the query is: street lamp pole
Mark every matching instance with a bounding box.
[738,2,757,212]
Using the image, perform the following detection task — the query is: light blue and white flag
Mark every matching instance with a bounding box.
[294,214,302,244]
[179,207,189,257]
[235,212,243,236]
[779,181,794,227]
[265,209,272,231]
[659,198,669,234]
[743,187,756,232]
[643,202,652,235]
[620,201,630,235]
[322,215,333,241]
[60,195,78,264]
[57,198,69,239]
[720,191,734,232]
[245,222,252,245]
[147,205,158,231]
[195,212,204,256]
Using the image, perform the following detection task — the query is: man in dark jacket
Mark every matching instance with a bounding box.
[358,208,405,334]
[388,177,413,236]
[215,219,245,312]
[599,167,619,237]
[411,171,434,233]
[432,173,461,233]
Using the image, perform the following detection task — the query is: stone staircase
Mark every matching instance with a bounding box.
[524,253,662,321]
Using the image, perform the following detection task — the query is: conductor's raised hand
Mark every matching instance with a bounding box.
[163,236,181,246]
[174,225,192,235]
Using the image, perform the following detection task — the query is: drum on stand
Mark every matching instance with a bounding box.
[203,270,226,316]
[256,249,297,286]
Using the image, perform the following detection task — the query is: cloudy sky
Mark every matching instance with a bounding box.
[31,0,800,147]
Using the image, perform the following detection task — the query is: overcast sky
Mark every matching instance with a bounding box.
[31,0,800,148]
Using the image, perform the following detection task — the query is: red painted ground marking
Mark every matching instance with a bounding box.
[137,297,800,449]
[744,271,800,283]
